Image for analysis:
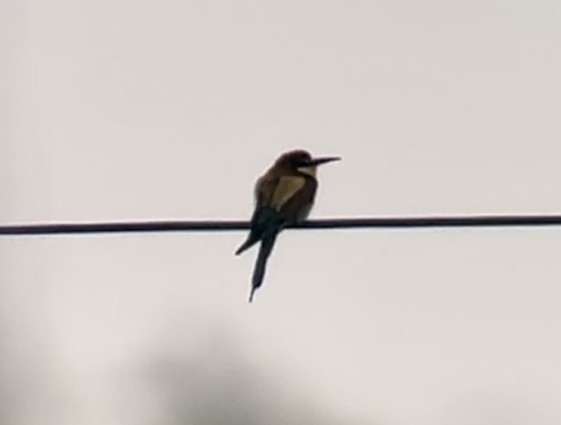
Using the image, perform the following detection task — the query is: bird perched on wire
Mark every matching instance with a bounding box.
[236,149,340,302]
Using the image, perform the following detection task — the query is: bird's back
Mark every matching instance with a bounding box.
[255,170,317,225]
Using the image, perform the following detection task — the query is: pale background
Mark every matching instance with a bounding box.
[2,1,561,424]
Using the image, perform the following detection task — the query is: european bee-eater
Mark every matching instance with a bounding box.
[236,149,340,302]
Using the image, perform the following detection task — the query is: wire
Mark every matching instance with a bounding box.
[2,215,561,236]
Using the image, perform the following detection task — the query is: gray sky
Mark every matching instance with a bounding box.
[2,1,561,424]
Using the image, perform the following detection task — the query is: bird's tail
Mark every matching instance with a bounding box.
[235,235,258,256]
[249,231,278,303]
[235,207,283,256]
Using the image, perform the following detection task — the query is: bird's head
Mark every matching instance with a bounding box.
[276,150,341,176]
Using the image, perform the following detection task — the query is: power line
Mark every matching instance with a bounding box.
[1,215,561,236]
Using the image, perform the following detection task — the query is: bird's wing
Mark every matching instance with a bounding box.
[280,176,317,222]
[255,174,305,210]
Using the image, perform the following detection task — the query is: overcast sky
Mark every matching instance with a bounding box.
[2,1,561,424]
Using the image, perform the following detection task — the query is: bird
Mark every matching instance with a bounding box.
[236,149,340,302]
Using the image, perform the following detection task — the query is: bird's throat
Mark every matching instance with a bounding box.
[297,166,317,177]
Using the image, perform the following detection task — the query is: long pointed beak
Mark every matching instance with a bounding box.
[308,156,341,166]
